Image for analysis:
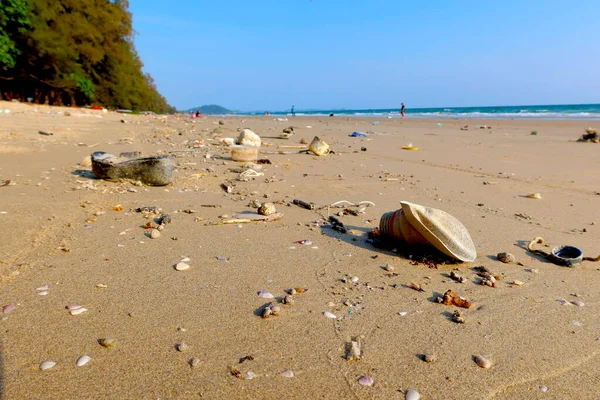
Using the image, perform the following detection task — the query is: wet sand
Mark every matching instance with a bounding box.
[0,101,599,399]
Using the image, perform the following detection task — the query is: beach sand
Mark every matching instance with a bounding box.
[0,100,599,399]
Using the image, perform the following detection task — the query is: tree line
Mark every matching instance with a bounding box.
[0,0,174,113]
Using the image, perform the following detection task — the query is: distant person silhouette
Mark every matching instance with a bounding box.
[291,105,295,117]
[401,103,405,119]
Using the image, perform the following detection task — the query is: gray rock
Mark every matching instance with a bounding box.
[91,151,174,186]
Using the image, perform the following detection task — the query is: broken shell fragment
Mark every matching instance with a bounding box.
[358,375,374,386]
[526,193,542,199]
[474,355,492,369]
[40,361,56,371]
[70,307,88,316]
[408,282,425,292]
[281,370,294,378]
[76,356,91,367]
[497,252,516,264]
[258,290,274,299]
[405,389,421,400]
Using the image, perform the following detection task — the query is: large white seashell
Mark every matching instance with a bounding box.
[76,355,91,367]
[323,311,337,319]
[406,389,421,400]
[258,290,274,299]
[358,375,374,386]
[281,370,294,378]
[474,355,492,369]
[40,361,56,371]
[175,262,190,271]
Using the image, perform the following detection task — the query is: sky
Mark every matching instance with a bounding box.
[130,0,600,111]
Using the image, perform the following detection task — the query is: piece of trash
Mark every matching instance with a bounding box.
[308,136,330,156]
[379,201,476,262]
[91,152,174,186]
[526,237,595,267]
[293,199,315,210]
[350,132,367,137]
[39,130,54,136]
[372,121,380,125]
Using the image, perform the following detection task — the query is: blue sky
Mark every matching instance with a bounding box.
[130,0,600,111]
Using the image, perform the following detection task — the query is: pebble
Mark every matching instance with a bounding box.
[40,361,56,371]
[405,389,421,400]
[189,358,200,368]
[283,295,294,305]
[497,252,516,264]
[258,203,276,216]
[175,262,190,271]
[258,290,274,299]
[512,280,524,286]
[474,355,492,369]
[281,370,294,378]
[150,229,161,239]
[383,264,395,272]
[323,311,337,319]
[76,355,91,367]
[572,301,585,307]
[358,375,374,386]
[98,338,116,349]
[176,343,188,352]
[423,354,436,363]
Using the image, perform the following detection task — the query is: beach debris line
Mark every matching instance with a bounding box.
[379,201,477,262]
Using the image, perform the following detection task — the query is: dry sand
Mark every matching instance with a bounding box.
[0,100,599,399]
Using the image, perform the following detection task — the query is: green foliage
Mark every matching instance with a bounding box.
[0,0,29,69]
[0,0,172,113]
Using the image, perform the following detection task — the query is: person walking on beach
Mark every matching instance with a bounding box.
[291,105,295,117]
[401,103,405,119]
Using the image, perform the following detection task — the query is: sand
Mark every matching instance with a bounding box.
[0,100,599,399]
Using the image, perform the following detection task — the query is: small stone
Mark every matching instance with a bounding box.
[512,280,524,286]
[572,300,585,307]
[258,202,276,216]
[497,252,516,264]
[40,361,56,371]
[452,310,465,324]
[189,358,201,368]
[350,276,359,283]
[474,355,492,369]
[424,354,436,363]
[175,262,190,271]
[98,338,116,349]
[383,264,394,272]
[157,224,165,231]
[283,295,294,305]
[176,343,188,352]
[150,229,161,239]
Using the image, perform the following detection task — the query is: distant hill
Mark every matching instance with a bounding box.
[187,105,232,115]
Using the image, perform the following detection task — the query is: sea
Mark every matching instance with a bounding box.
[251,104,600,120]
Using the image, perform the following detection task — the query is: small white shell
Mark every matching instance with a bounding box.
[180,257,191,262]
[66,305,82,311]
[38,291,49,296]
[281,370,294,378]
[474,355,492,369]
[323,311,337,319]
[76,355,91,367]
[350,276,359,283]
[406,389,421,400]
[245,371,256,380]
[258,290,274,299]
[70,307,88,315]
[40,361,56,371]
[175,262,190,271]
[36,285,50,291]
[358,375,374,386]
